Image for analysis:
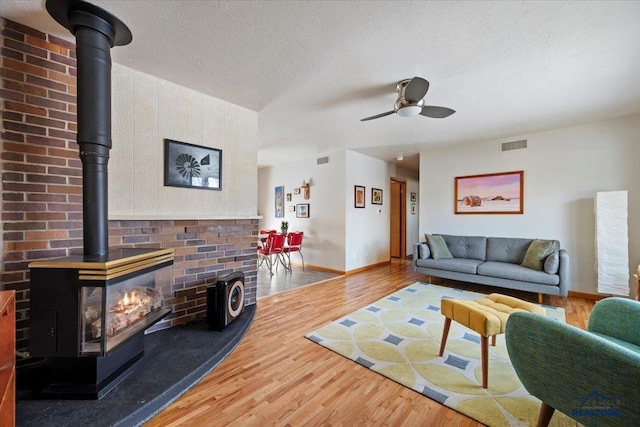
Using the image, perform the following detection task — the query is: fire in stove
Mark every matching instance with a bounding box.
[85,286,164,339]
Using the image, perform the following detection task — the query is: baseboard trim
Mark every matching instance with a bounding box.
[567,290,606,301]
[296,263,345,275]
[346,260,390,276]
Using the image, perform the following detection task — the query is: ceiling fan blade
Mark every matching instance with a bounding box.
[360,111,395,121]
[420,106,456,118]
[404,77,429,102]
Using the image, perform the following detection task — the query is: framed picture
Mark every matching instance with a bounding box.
[410,192,416,202]
[293,188,301,195]
[296,203,310,218]
[164,139,222,190]
[286,193,292,202]
[454,170,524,214]
[354,185,365,208]
[371,188,383,205]
[275,186,284,218]
[411,203,416,214]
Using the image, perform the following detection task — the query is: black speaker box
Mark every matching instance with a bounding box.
[207,271,246,331]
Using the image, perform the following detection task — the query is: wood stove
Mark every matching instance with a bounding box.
[29,249,173,398]
[27,0,175,398]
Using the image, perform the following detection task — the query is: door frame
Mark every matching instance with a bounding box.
[390,178,406,258]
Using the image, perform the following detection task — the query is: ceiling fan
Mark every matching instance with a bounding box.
[360,77,455,121]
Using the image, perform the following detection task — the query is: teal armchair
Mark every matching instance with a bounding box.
[505,297,640,427]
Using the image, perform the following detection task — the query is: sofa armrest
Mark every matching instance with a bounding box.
[588,297,640,347]
[506,312,640,426]
[558,249,569,297]
[413,243,421,263]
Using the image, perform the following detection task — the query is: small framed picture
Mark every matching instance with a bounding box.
[371,188,383,205]
[410,192,416,202]
[286,193,292,201]
[296,203,310,218]
[411,203,416,214]
[293,188,301,195]
[354,185,365,208]
[275,186,284,218]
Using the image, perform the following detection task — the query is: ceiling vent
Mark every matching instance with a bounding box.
[501,139,528,152]
[316,156,329,165]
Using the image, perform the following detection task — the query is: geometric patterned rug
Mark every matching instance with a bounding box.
[305,282,576,427]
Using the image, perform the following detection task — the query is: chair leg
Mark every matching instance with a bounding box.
[299,250,304,270]
[439,317,452,357]
[491,335,496,346]
[481,335,489,388]
[536,402,555,427]
[280,253,290,271]
[266,255,275,276]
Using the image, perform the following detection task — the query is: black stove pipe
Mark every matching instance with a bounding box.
[46,0,132,256]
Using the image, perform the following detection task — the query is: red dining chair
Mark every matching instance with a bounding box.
[257,232,286,276]
[258,229,276,249]
[283,231,304,271]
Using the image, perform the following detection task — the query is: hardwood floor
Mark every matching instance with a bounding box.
[146,259,595,427]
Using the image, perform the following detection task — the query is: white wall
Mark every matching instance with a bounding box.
[258,150,400,273]
[258,151,347,272]
[420,114,640,296]
[110,64,258,218]
[345,151,390,271]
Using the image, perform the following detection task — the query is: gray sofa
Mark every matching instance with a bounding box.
[413,234,569,299]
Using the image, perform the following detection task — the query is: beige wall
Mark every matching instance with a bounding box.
[110,64,258,219]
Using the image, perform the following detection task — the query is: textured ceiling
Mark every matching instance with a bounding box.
[2,1,640,170]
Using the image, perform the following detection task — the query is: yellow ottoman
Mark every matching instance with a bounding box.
[438,293,546,388]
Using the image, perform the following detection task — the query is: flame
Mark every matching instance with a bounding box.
[123,292,130,305]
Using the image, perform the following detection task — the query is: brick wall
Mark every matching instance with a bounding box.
[108,219,258,332]
[1,19,257,351]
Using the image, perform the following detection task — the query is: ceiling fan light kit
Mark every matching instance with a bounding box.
[396,104,422,117]
[361,77,455,122]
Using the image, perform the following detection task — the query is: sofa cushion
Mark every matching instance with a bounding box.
[425,234,453,259]
[439,234,487,261]
[418,243,431,259]
[544,252,560,275]
[522,239,556,271]
[486,237,533,264]
[415,258,484,274]
[477,261,560,285]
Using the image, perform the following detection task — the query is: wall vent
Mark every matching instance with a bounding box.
[317,156,329,165]
[501,139,528,152]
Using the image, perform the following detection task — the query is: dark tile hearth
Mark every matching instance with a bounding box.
[16,304,255,427]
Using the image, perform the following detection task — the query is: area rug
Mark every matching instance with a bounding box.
[305,282,575,427]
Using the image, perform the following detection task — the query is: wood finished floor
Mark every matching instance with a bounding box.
[146,259,596,427]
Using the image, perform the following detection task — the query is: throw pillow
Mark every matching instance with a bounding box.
[425,234,453,260]
[521,239,556,271]
[544,252,560,275]
[418,243,431,259]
